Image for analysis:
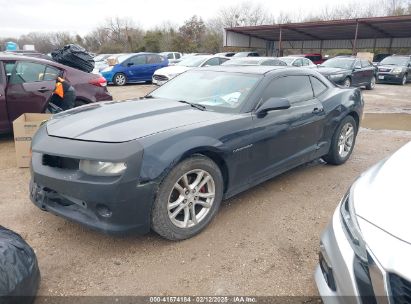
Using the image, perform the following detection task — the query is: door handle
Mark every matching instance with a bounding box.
[37,87,50,93]
[312,107,324,114]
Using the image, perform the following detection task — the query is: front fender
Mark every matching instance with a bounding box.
[139,135,227,183]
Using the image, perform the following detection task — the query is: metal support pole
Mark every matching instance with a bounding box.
[320,40,323,55]
[352,20,359,55]
[373,38,377,54]
[278,27,282,56]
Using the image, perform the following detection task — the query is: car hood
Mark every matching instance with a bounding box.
[46,99,227,143]
[317,67,349,75]
[154,65,192,76]
[378,65,402,70]
[353,141,411,243]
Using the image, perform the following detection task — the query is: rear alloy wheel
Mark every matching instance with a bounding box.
[323,116,357,165]
[151,156,223,240]
[401,75,407,85]
[343,77,351,88]
[366,76,376,90]
[113,73,127,86]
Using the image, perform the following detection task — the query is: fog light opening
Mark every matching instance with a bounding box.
[96,204,112,218]
[319,251,337,291]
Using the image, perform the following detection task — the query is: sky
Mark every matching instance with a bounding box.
[0,0,345,38]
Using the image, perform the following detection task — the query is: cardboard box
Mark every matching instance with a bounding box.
[13,113,52,168]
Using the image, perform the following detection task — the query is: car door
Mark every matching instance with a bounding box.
[0,61,8,132]
[125,55,148,81]
[249,75,326,182]
[146,54,164,79]
[361,60,375,84]
[5,61,56,122]
[351,59,363,86]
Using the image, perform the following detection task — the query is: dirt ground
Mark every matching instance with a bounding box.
[0,83,411,297]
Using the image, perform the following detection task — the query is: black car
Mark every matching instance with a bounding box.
[376,55,411,85]
[30,66,363,240]
[317,56,376,89]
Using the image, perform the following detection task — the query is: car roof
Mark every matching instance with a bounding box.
[0,53,54,64]
[197,65,289,75]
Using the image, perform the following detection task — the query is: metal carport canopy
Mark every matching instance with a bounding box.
[224,15,411,54]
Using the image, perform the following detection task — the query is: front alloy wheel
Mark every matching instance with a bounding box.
[113,73,127,86]
[168,170,215,228]
[337,122,355,159]
[151,155,223,240]
[401,75,407,85]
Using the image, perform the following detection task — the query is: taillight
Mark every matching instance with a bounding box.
[89,76,107,87]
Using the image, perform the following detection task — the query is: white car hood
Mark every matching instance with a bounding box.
[353,141,411,244]
[154,65,192,76]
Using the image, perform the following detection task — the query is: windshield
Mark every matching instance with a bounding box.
[223,59,260,65]
[320,58,354,69]
[176,56,208,67]
[149,70,262,113]
[380,56,409,66]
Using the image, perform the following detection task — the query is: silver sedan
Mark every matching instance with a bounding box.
[315,141,411,303]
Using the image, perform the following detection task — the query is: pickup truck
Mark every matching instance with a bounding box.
[0,54,112,134]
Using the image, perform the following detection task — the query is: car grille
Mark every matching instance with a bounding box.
[379,68,392,72]
[153,75,169,81]
[42,154,79,170]
[389,273,411,303]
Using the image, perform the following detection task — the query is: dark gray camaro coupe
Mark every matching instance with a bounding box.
[30,66,364,240]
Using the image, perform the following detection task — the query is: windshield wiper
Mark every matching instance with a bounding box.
[178,100,206,111]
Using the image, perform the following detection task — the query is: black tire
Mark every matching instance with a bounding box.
[151,155,223,241]
[343,77,351,88]
[401,74,407,85]
[0,226,40,303]
[323,116,357,165]
[113,73,127,86]
[365,76,376,90]
[145,80,152,84]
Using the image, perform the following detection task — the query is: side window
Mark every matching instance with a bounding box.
[5,62,16,78]
[219,58,230,64]
[167,53,174,59]
[354,60,362,69]
[361,60,371,67]
[310,76,328,96]
[43,66,60,81]
[293,59,303,67]
[147,54,162,64]
[10,61,46,84]
[203,58,220,66]
[262,75,314,104]
[303,59,310,66]
[129,55,146,66]
[175,53,181,59]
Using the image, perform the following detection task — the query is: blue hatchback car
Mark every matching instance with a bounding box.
[101,53,168,86]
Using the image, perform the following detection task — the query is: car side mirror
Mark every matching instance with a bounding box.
[127,62,134,67]
[256,97,291,117]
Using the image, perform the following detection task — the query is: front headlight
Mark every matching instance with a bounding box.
[330,73,345,79]
[340,189,367,262]
[391,67,403,74]
[79,160,127,176]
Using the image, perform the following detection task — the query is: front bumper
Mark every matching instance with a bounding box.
[376,73,404,84]
[101,71,115,83]
[30,127,156,235]
[315,208,388,304]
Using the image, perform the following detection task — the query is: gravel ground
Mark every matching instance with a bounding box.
[0,83,410,297]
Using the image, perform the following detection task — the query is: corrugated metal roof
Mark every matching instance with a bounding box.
[225,15,411,41]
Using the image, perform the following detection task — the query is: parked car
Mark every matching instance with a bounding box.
[30,65,363,240]
[101,53,168,86]
[293,53,327,65]
[279,56,316,67]
[222,57,287,66]
[315,141,411,303]
[152,55,229,85]
[376,55,411,85]
[160,52,183,65]
[92,54,112,74]
[372,53,392,66]
[317,56,376,89]
[0,54,112,134]
[215,52,236,57]
[233,52,260,57]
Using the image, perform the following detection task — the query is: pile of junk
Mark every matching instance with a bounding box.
[51,44,95,73]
